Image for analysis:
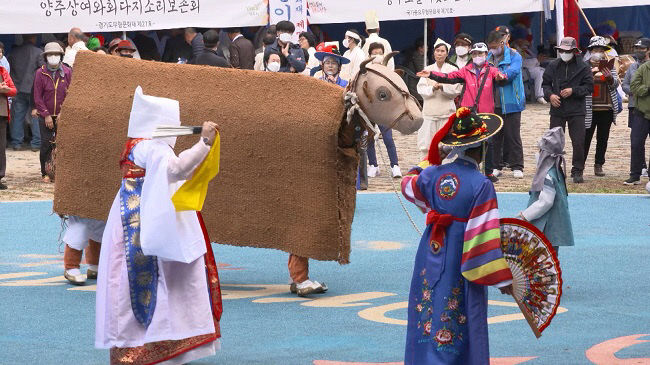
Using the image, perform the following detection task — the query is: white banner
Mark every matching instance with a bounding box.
[0,0,268,34]
[579,0,650,8]
[269,0,309,43]
[307,0,545,24]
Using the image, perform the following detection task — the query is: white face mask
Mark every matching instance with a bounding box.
[342,38,350,49]
[455,46,469,56]
[266,62,281,72]
[591,52,604,62]
[47,55,61,66]
[559,53,574,62]
[473,56,486,66]
[278,33,293,44]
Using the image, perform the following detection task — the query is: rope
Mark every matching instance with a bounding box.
[345,91,422,236]
[373,132,423,236]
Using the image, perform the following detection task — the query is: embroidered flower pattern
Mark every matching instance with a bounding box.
[423,320,432,336]
[416,304,423,313]
[447,298,459,311]
[458,314,467,325]
[440,312,450,322]
[435,328,453,345]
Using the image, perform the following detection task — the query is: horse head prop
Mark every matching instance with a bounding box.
[347,51,423,135]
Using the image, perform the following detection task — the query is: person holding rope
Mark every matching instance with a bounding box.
[416,42,507,182]
[401,107,513,364]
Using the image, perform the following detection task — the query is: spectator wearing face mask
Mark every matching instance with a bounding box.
[116,40,137,58]
[263,21,306,73]
[194,30,230,68]
[416,38,461,159]
[449,33,473,69]
[622,38,650,184]
[542,37,594,183]
[417,42,507,182]
[583,36,621,178]
[362,11,394,70]
[263,51,282,72]
[33,42,72,183]
[340,29,366,81]
[487,29,526,179]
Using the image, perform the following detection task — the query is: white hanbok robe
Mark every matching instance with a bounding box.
[96,139,218,364]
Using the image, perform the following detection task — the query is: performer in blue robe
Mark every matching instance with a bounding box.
[401,107,514,364]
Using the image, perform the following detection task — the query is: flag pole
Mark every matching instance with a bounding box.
[573,0,596,36]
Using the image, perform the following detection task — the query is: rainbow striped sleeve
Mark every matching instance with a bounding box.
[401,164,430,212]
[461,181,512,287]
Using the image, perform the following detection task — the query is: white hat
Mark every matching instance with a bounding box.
[433,38,451,51]
[365,10,380,30]
[127,86,181,147]
[470,42,488,53]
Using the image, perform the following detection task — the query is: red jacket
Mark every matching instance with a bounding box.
[0,66,17,121]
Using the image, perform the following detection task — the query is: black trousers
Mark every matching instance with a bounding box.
[550,115,585,175]
[0,116,7,179]
[492,111,524,171]
[39,116,57,177]
[584,110,613,166]
[630,108,650,179]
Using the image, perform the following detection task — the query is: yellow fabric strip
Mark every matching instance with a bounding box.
[172,134,220,211]
[463,228,500,253]
[462,258,509,282]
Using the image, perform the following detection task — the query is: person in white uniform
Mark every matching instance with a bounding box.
[416,38,462,159]
[340,29,366,81]
[362,10,394,70]
[95,86,222,365]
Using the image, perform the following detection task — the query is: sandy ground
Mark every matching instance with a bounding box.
[1,103,649,202]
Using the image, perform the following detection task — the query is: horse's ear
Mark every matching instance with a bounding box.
[383,51,399,66]
[362,80,373,102]
[359,58,373,74]
[394,69,405,77]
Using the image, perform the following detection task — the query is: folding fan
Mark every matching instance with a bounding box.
[500,218,563,338]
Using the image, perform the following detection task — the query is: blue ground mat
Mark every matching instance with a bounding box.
[1,193,649,365]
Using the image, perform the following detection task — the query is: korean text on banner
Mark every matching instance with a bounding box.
[269,0,309,43]
[307,0,543,24]
[0,0,267,34]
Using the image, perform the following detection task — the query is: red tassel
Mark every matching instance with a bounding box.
[426,112,456,165]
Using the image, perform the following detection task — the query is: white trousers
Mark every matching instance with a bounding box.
[526,66,545,99]
[417,116,448,159]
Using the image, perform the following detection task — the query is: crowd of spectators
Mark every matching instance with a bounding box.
[1,19,650,191]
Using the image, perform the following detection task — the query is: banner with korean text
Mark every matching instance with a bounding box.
[578,0,650,8]
[269,0,309,43]
[0,0,268,34]
[307,0,545,24]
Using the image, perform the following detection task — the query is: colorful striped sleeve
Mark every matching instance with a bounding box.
[400,162,431,212]
[461,180,512,288]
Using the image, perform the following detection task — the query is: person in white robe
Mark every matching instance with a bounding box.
[340,29,367,81]
[96,86,222,365]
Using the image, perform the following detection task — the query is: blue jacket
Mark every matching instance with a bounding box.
[491,46,526,114]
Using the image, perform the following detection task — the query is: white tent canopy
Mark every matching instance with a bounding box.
[0,0,268,34]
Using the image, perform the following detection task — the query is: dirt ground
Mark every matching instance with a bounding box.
[1,103,648,202]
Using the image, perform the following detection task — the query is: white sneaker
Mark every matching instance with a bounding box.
[64,268,86,285]
[391,165,402,178]
[368,165,379,177]
[642,168,648,178]
[537,97,548,104]
[513,170,524,178]
[492,169,502,177]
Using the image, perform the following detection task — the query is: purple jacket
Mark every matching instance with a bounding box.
[33,64,72,118]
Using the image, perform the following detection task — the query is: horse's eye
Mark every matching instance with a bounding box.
[376,87,392,101]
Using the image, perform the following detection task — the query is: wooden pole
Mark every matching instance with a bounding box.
[574,0,596,36]
[423,18,428,68]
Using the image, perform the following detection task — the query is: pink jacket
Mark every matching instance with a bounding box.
[429,63,504,114]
